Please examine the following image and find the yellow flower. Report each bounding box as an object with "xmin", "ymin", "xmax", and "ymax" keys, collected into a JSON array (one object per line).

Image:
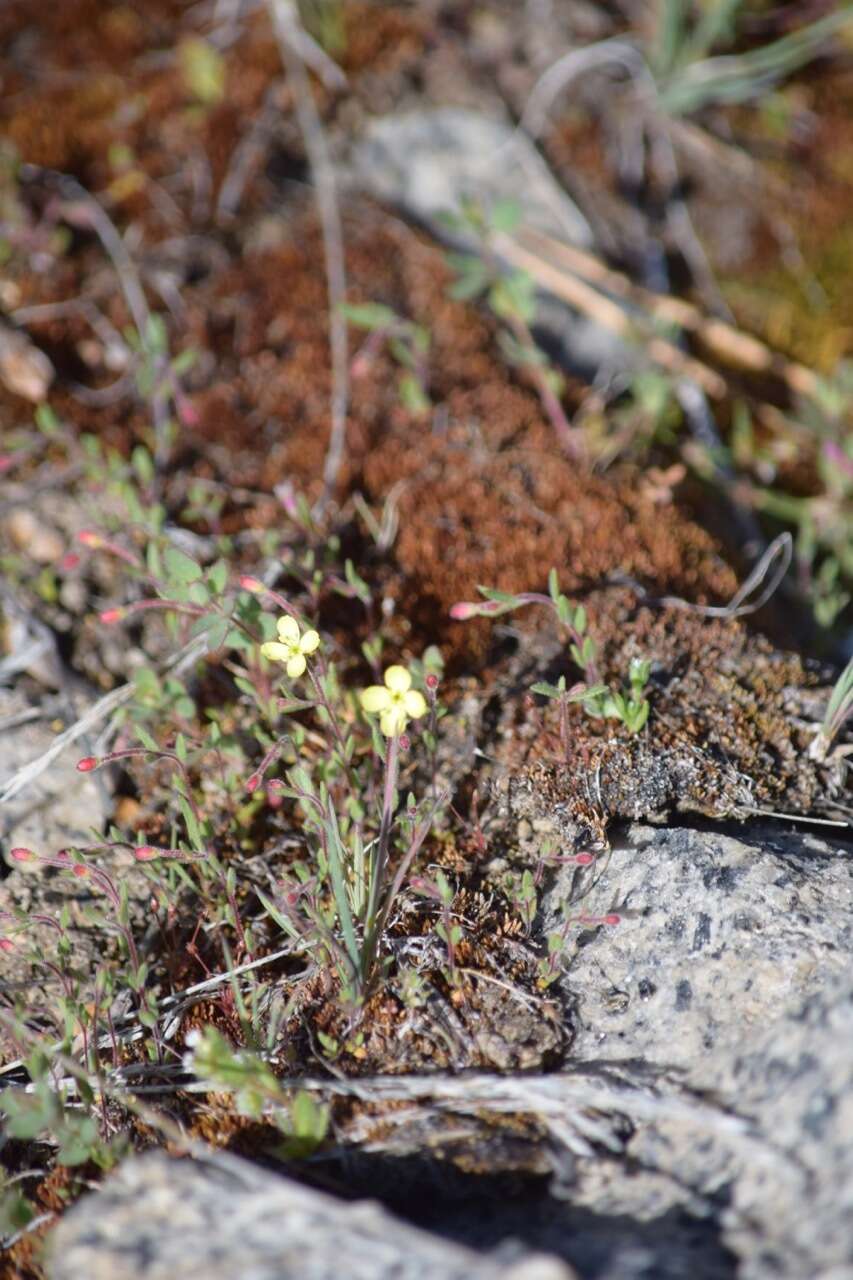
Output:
[
  {"xmin": 260, "ymin": 615, "xmax": 320, "ymax": 678},
  {"xmin": 360, "ymin": 665, "xmax": 427, "ymax": 738}
]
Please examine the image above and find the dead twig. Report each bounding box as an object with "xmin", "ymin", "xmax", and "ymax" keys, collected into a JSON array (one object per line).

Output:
[
  {"xmin": 493, "ymin": 230, "xmax": 728, "ymax": 398},
  {"xmin": 0, "ymin": 635, "xmax": 210, "ymax": 809}
]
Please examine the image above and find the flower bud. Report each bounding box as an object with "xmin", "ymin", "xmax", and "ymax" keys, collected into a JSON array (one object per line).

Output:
[
  {"xmin": 76, "ymin": 756, "xmax": 98, "ymax": 772},
  {"xmin": 9, "ymin": 847, "xmax": 35, "ymax": 862},
  {"xmin": 99, "ymin": 607, "xmax": 125, "ymax": 624},
  {"xmin": 134, "ymin": 846, "xmax": 162, "ymax": 862}
]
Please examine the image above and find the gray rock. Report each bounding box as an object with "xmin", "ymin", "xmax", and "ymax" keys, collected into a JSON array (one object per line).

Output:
[
  {"xmin": 45, "ymin": 1149, "xmax": 577, "ymax": 1280},
  {"xmin": 349, "ymin": 108, "xmax": 593, "ymax": 249},
  {"xmin": 347, "ymin": 109, "xmax": 640, "ymax": 390},
  {"xmin": 531, "ymin": 820, "xmax": 853, "ymax": 1278},
  {"xmin": 543, "ymin": 822, "xmax": 853, "ymax": 1069},
  {"xmin": 0, "ymin": 685, "xmax": 110, "ymax": 861}
]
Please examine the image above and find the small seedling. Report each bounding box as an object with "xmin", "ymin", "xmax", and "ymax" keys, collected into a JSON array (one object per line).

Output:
[
  {"xmin": 342, "ymin": 301, "xmax": 431, "ymax": 415},
  {"xmin": 809, "ymin": 656, "xmax": 853, "ymax": 763},
  {"xmin": 452, "ymin": 567, "xmax": 651, "ymax": 734},
  {"xmin": 441, "ymin": 199, "xmax": 582, "ymax": 456}
]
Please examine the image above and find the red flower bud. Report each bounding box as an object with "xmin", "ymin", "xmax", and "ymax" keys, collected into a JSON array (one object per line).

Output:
[
  {"xmin": 134, "ymin": 845, "xmax": 162, "ymax": 861},
  {"xmin": 78, "ymin": 530, "xmax": 103, "ymax": 548},
  {"xmin": 60, "ymin": 552, "xmax": 81, "ymax": 572},
  {"xmin": 425, "ymin": 674, "xmax": 439, "ymax": 690},
  {"xmin": 574, "ymin": 852, "xmax": 595, "ymax": 865},
  {"xmin": 99, "ymin": 607, "xmax": 125, "ymax": 624},
  {"xmin": 0, "ymin": 937, "xmax": 15, "ymax": 952},
  {"xmin": 239, "ymin": 576, "xmax": 264, "ymax": 593},
  {"xmin": 71, "ymin": 864, "xmax": 89, "ymax": 878},
  {"xmin": 603, "ymin": 913, "xmax": 621, "ymax": 926},
  {"xmin": 76, "ymin": 756, "xmax": 98, "ymax": 772},
  {"xmin": 177, "ymin": 401, "xmax": 200, "ymax": 428},
  {"xmin": 10, "ymin": 847, "xmax": 35, "ymax": 862}
]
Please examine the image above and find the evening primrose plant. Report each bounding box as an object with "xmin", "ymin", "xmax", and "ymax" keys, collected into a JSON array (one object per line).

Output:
[
  {"xmin": 256, "ymin": 637, "xmax": 440, "ymax": 1005},
  {"xmin": 60, "ymin": 466, "xmax": 446, "ymax": 1011}
]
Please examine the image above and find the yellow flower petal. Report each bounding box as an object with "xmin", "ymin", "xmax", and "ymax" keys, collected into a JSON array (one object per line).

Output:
[
  {"xmin": 260, "ymin": 641, "xmax": 290, "ymax": 662},
  {"xmin": 403, "ymin": 690, "xmax": 427, "ymax": 720},
  {"xmin": 360, "ymin": 685, "xmax": 391, "ymax": 713},
  {"xmin": 286, "ymin": 653, "xmax": 307, "ymax": 678},
  {"xmin": 299, "ymin": 629, "xmax": 320, "ymax": 655},
  {"xmin": 276, "ymin": 615, "xmax": 300, "ymax": 644},
  {"xmin": 384, "ymin": 665, "xmax": 412, "ymax": 694},
  {"xmin": 380, "ymin": 705, "xmax": 407, "ymax": 737}
]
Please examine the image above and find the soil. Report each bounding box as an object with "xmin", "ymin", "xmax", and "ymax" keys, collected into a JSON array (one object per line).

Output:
[{"xmin": 0, "ymin": 3, "xmax": 851, "ymax": 1278}]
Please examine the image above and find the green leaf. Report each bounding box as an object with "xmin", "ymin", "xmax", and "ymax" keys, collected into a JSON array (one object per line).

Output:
[
  {"xmin": 146, "ymin": 540, "xmax": 162, "ymax": 580},
  {"xmin": 178, "ymin": 795, "xmax": 205, "ymax": 852},
  {"xmin": 57, "ymin": 1116, "xmax": 100, "ymax": 1166},
  {"xmin": 446, "ymin": 255, "xmax": 489, "ymax": 301},
  {"xmin": 202, "ymin": 616, "xmax": 230, "ymax": 651},
  {"xmin": 171, "ymin": 347, "xmax": 197, "ymax": 376},
  {"xmin": 489, "ymin": 197, "xmax": 522, "ymax": 233},
  {"xmin": 164, "ymin": 546, "xmax": 203, "ymax": 584},
  {"xmin": 178, "ymin": 36, "xmax": 226, "ymax": 105},
  {"xmin": 489, "ymin": 272, "xmax": 536, "ymax": 324},
  {"xmin": 207, "ymin": 559, "xmax": 228, "ymax": 595},
  {"xmin": 131, "ymin": 445, "xmax": 155, "ymax": 486},
  {"xmin": 133, "ymin": 666, "xmax": 161, "ymax": 703},
  {"xmin": 133, "ymin": 722, "xmax": 159, "ymax": 751},
  {"xmin": 398, "ymin": 373, "xmax": 430, "ymax": 415},
  {"xmin": 530, "ymin": 681, "xmax": 564, "ymax": 700},
  {"xmin": 339, "ymin": 301, "xmax": 395, "ymax": 330}
]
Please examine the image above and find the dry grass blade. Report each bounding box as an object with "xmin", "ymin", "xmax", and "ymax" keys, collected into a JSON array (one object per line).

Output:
[
  {"xmin": 518, "ymin": 227, "xmax": 819, "ymax": 398},
  {"xmin": 493, "ymin": 231, "xmax": 727, "ymax": 397}
]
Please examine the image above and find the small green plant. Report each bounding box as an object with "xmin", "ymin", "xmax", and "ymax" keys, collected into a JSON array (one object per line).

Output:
[
  {"xmin": 809, "ymin": 656, "xmax": 853, "ymax": 764},
  {"xmin": 649, "ymin": 4, "xmax": 852, "ymax": 117},
  {"xmin": 441, "ymin": 198, "xmax": 582, "ymax": 457},
  {"xmin": 342, "ymin": 301, "xmax": 431, "ymax": 415},
  {"xmin": 410, "ymin": 869, "xmax": 464, "ymax": 987},
  {"xmin": 0, "ymin": 1069, "xmax": 125, "ymax": 1170},
  {"xmin": 451, "ymin": 568, "xmax": 651, "ymax": 736},
  {"xmin": 185, "ymin": 1026, "xmax": 330, "ymax": 1155}
]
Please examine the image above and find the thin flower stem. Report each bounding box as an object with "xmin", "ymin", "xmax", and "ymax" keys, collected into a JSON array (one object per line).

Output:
[{"xmin": 361, "ymin": 734, "xmax": 399, "ymax": 984}]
